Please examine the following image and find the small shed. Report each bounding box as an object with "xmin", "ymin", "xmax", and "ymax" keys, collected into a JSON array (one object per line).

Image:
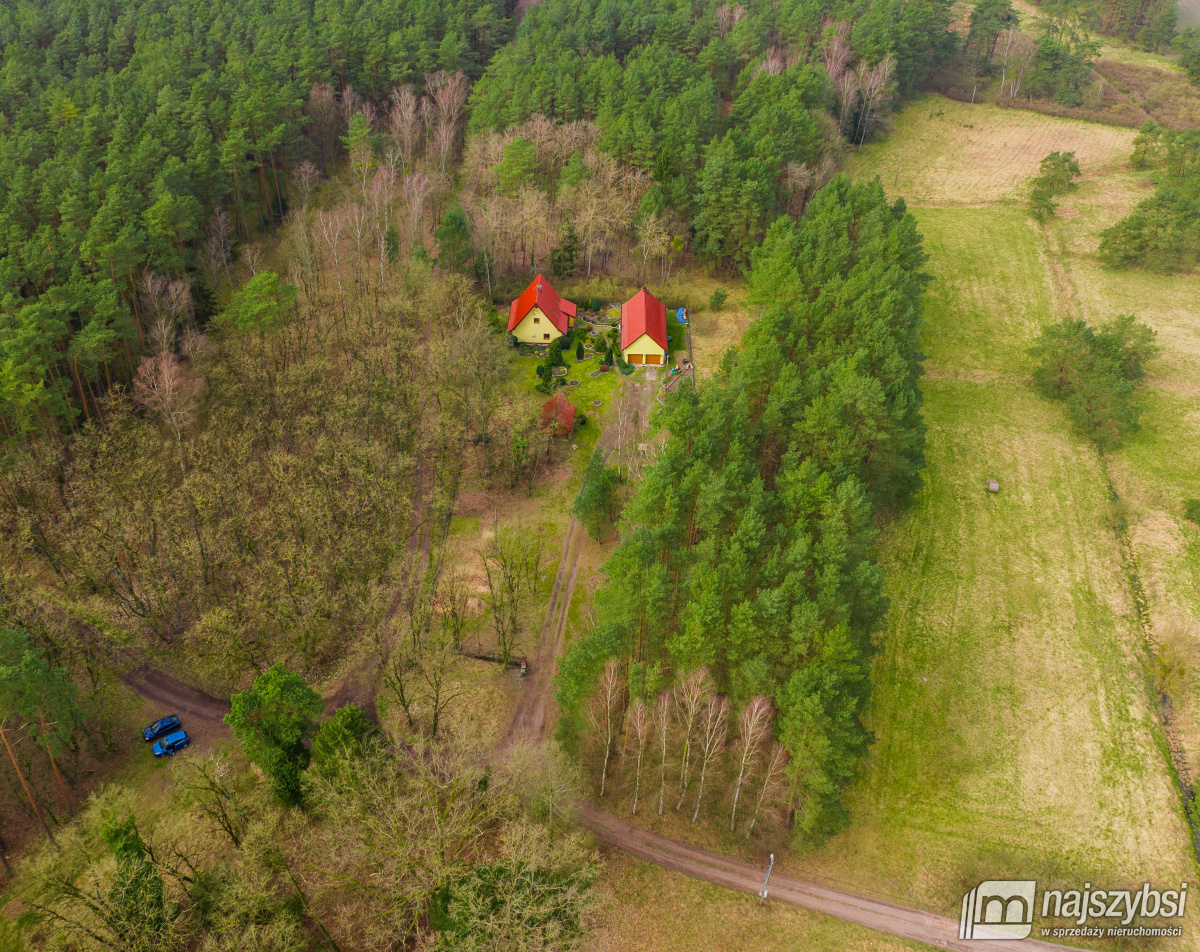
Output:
[
  {"xmin": 987, "ymin": 479, "xmax": 1000, "ymax": 493},
  {"xmin": 541, "ymin": 393, "xmax": 577, "ymax": 439}
]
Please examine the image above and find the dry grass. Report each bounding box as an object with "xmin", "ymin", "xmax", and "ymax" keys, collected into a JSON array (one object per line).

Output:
[
  {"xmin": 845, "ymin": 97, "xmax": 1136, "ymax": 206},
  {"xmin": 583, "ymin": 854, "xmax": 928, "ymax": 952},
  {"xmin": 1094, "ymin": 58, "xmax": 1200, "ymax": 129}
]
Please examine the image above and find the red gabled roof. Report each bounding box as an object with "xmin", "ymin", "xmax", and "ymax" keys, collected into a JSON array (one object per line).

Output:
[
  {"xmin": 508, "ymin": 274, "xmax": 577, "ymax": 334},
  {"xmin": 620, "ymin": 288, "xmax": 668, "ymax": 352},
  {"xmin": 540, "ymin": 393, "xmax": 577, "ymax": 438}
]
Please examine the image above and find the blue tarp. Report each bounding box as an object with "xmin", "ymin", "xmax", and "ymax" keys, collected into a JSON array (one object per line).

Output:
[{"xmin": 675, "ymin": 307, "xmax": 687, "ymax": 324}]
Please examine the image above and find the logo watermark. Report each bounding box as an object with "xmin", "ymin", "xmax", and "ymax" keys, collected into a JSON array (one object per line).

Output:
[{"xmin": 959, "ymin": 880, "xmax": 1188, "ymax": 941}]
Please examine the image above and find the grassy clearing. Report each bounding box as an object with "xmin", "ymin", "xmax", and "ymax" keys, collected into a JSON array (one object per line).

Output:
[
  {"xmin": 803, "ymin": 377, "xmax": 1192, "ymax": 905},
  {"xmin": 1035, "ymin": 145, "xmax": 1200, "ymax": 789},
  {"xmin": 847, "ymin": 96, "xmax": 1135, "ymax": 206},
  {"xmin": 816, "ymin": 94, "xmax": 1200, "ymax": 934},
  {"xmin": 584, "ymin": 855, "xmax": 929, "ymax": 952}
]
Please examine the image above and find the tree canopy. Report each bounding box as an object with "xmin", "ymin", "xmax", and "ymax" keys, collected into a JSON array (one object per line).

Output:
[{"xmin": 556, "ymin": 176, "xmax": 928, "ymax": 843}]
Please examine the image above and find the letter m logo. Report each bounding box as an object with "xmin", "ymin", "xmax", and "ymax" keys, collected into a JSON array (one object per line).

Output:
[{"xmin": 960, "ymin": 881, "xmax": 1037, "ymax": 940}]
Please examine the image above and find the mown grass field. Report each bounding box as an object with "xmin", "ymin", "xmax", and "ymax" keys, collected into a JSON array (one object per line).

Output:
[{"xmin": 774, "ymin": 95, "xmax": 1200, "ymax": 932}]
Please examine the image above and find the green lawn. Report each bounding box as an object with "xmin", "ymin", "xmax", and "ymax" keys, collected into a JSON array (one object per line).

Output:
[{"xmin": 783, "ymin": 97, "xmax": 1200, "ymax": 934}]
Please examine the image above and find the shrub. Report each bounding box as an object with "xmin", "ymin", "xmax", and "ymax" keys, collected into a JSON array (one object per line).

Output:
[
  {"xmin": 547, "ymin": 337, "xmax": 565, "ymax": 368},
  {"xmin": 1028, "ymin": 152, "xmax": 1080, "ymax": 222},
  {"xmin": 1185, "ymin": 498, "xmax": 1200, "ymax": 525},
  {"xmin": 574, "ymin": 448, "xmax": 622, "ymax": 540},
  {"xmin": 1029, "ymin": 314, "xmax": 1158, "ymax": 450},
  {"xmin": 575, "ymin": 341, "xmax": 585, "ymax": 361},
  {"xmin": 708, "ymin": 287, "xmax": 728, "ymax": 311},
  {"xmin": 506, "ymin": 333, "xmax": 518, "ymax": 348}
]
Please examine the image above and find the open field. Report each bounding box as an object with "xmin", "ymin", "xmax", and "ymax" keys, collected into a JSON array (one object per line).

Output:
[
  {"xmin": 849, "ymin": 97, "xmax": 1136, "ymax": 206},
  {"xmin": 584, "ymin": 855, "xmax": 929, "ymax": 952},
  {"xmin": 814, "ymin": 94, "xmax": 1200, "ymax": 933}
]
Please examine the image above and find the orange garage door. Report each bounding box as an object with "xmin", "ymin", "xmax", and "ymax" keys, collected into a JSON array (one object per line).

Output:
[
  {"xmin": 645, "ymin": 354, "xmax": 661, "ymax": 365},
  {"xmin": 629, "ymin": 353, "xmax": 643, "ymax": 364}
]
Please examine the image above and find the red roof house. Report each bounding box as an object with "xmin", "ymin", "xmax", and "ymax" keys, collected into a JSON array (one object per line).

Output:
[
  {"xmin": 620, "ymin": 289, "xmax": 668, "ymax": 365},
  {"xmin": 508, "ymin": 274, "xmax": 577, "ymax": 344},
  {"xmin": 540, "ymin": 393, "xmax": 577, "ymax": 438}
]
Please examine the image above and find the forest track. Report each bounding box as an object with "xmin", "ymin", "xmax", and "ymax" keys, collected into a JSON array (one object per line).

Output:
[
  {"xmin": 114, "ymin": 372, "xmax": 1089, "ymax": 952},
  {"xmin": 577, "ymin": 804, "xmax": 1087, "ymax": 952},
  {"xmin": 119, "ymin": 666, "xmax": 231, "ymax": 734}
]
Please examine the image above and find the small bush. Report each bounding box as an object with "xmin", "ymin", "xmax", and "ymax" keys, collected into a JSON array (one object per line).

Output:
[
  {"xmin": 1184, "ymin": 498, "xmax": 1200, "ymax": 525},
  {"xmin": 1029, "ymin": 314, "xmax": 1158, "ymax": 450},
  {"xmin": 708, "ymin": 287, "xmax": 728, "ymax": 311},
  {"xmin": 506, "ymin": 332, "xmax": 518, "ymax": 348},
  {"xmin": 575, "ymin": 341, "xmax": 585, "ymax": 361},
  {"xmin": 1028, "ymin": 152, "xmax": 1080, "ymax": 222}
]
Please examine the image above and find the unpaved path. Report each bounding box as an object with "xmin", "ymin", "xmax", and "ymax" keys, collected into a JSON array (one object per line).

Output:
[
  {"xmin": 500, "ymin": 368, "xmax": 1094, "ymax": 952},
  {"xmin": 114, "ymin": 372, "xmax": 1090, "ymax": 952},
  {"xmin": 578, "ymin": 804, "xmax": 1087, "ymax": 952}
]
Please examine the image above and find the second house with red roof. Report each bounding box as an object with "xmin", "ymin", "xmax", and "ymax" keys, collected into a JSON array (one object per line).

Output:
[
  {"xmin": 620, "ymin": 288, "xmax": 668, "ymax": 366},
  {"xmin": 507, "ymin": 273, "xmax": 577, "ymax": 345}
]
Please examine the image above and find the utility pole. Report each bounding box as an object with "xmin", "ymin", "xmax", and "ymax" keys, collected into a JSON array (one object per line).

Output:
[
  {"xmin": 759, "ymin": 853, "xmax": 776, "ymax": 904},
  {"xmin": 971, "ymin": 85, "xmax": 977, "ymax": 106}
]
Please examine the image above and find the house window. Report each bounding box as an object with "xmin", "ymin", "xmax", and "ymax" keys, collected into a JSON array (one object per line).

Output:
[
  {"xmin": 543, "ymin": 333, "xmax": 550, "ymax": 340},
  {"xmin": 533, "ymin": 317, "xmax": 540, "ymax": 324}
]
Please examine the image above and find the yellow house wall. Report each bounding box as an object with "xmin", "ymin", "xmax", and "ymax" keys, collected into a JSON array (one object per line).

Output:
[
  {"xmin": 621, "ymin": 332, "xmax": 666, "ymax": 364},
  {"xmin": 512, "ymin": 307, "xmax": 564, "ymax": 344}
]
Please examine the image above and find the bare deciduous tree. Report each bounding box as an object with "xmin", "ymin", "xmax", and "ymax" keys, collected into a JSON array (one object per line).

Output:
[
  {"xmin": 480, "ymin": 523, "xmax": 543, "ymax": 665},
  {"xmin": 293, "ymin": 160, "xmax": 321, "ymax": 208},
  {"xmin": 590, "ymin": 659, "xmax": 623, "ymax": 797},
  {"xmin": 203, "ymin": 208, "xmax": 234, "ymax": 288},
  {"xmin": 746, "ymin": 741, "xmax": 787, "ymax": 837},
  {"xmin": 690, "ymin": 695, "xmax": 728, "ymax": 822},
  {"xmin": 653, "ymin": 690, "xmax": 672, "ymax": 816},
  {"xmin": 388, "ymin": 86, "xmax": 423, "ymax": 172},
  {"xmin": 673, "ymin": 668, "xmax": 710, "ymax": 811},
  {"xmin": 132, "ymin": 351, "xmax": 204, "ymax": 473},
  {"xmin": 625, "ymin": 698, "xmax": 650, "ymax": 814},
  {"xmin": 403, "ymin": 171, "xmax": 433, "ymax": 251},
  {"xmin": 855, "ymin": 54, "xmax": 895, "ymax": 147},
  {"xmin": 729, "ymin": 696, "xmax": 772, "ymax": 831},
  {"xmin": 317, "ymin": 207, "xmax": 348, "ymax": 294}
]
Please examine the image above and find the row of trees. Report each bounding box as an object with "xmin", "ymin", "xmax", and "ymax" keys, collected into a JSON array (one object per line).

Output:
[
  {"xmin": 556, "ymin": 177, "xmax": 929, "ymax": 845},
  {"xmin": 588, "ymin": 663, "xmax": 789, "ymax": 833}
]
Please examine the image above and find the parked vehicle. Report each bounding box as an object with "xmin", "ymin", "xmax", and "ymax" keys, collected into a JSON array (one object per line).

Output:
[
  {"xmin": 152, "ymin": 730, "xmax": 190, "ymax": 757},
  {"xmin": 143, "ymin": 714, "xmax": 181, "ymax": 741}
]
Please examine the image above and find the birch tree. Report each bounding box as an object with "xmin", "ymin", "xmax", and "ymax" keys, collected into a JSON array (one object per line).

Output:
[
  {"xmin": 673, "ymin": 669, "xmax": 709, "ymax": 811},
  {"xmin": 729, "ymin": 697, "xmax": 772, "ymax": 831},
  {"xmin": 690, "ymin": 695, "xmax": 728, "ymax": 822},
  {"xmin": 625, "ymin": 698, "xmax": 650, "ymax": 814},
  {"xmin": 653, "ymin": 690, "xmax": 672, "ymax": 816},
  {"xmin": 745, "ymin": 742, "xmax": 787, "ymax": 837},
  {"xmin": 589, "ymin": 659, "xmax": 623, "ymax": 797}
]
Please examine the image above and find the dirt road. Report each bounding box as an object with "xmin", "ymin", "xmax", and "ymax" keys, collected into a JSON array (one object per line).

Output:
[
  {"xmin": 116, "ymin": 371, "xmax": 1089, "ymax": 952},
  {"xmin": 577, "ymin": 805, "xmax": 1087, "ymax": 952}
]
